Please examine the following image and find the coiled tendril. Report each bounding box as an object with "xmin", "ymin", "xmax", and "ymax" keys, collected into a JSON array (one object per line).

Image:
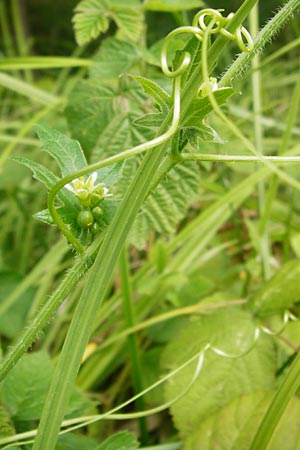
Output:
[{"xmin": 160, "ymin": 8, "xmax": 253, "ymax": 79}]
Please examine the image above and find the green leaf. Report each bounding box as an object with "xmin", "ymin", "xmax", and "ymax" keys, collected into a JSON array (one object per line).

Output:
[
  {"xmin": 1, "ymin": 351, "xmax": 92, "ymax": 421},
  {"xmin": 1, "ymin": 351, "xmax": 54, "ymax": 420},
  {"xmin": 183, "ymin": 392, "xmax": 300, "ymax": 450},
  {"xmin": 131, "ymin": 75, "xmax": 171, "ymax": 111},
  {"xmin": 110, "ymin": 3, "xmax": 143, "ymax": 42},
  {"xmin": 90, "ymin": 38, "xmax": 140, "ymax": 79},
  {"xmin": 56, "ymin": 433, "xmax": 98, "ymax": 450},
  {"xmin": 33, "ymin": 209, "xmax": 55, "ymax": 225},
  {"xmin": 162, "ymin": 308, "xmax": 276, "ymax": 438},
  {"xmin": 95, "ymin": 431, "xmax": 139, "ymax": 450},
  {"xmin": 130, "ymin": 161, "xmax": 201, "ymax": 248},
  {"xmin": 0, "ymin": 272, "xmax": 35, "ymax": 339},
  {"xmin": 12, "ymin": 155, "xmax": 59, "ymax": 191},
  {"xmin": 12, "ymin": 156, "xmax": 79, "ymax": 217},
  {"xmin": 134, "ymin": 112, "xmax": 165, "ymax": 129},
  {"xmin": 73, "ymin": 0, "xmax": 110, "ymax": 46},
  {"xmin": 65, "ymin": 80, "xmax": 116, "ymax": 156},
  {"xmin": 183, "ymin": 88, "xmax": 235, "ymax": 127},
  {"xmin": 143, "ymin": 0, "xmax": 203, "ymax": 11},
  {"xmin": 250, "ymin": 259, "xmax": 300, "ymax": 317},
  {"xmin": 73, "ymin": 0, "xmax": 143, "ymax": 46},
  {"xmin": 35, "ymin": 125, "xmax": 87, "ymax": 176},
  {"xmin": 183, "ymin": 123, "xmax": 224, "ymax": 149}
]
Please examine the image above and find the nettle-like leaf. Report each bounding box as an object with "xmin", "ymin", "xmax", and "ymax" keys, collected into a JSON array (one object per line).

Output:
[
  {"xmin": 73, "ymin": 0, "xmax": 143, "ymax": 46},
  {"xmin": 131, "ymin": 161, "xmax": 200, "ymax": 248},
  {"xmin": 65, "ymin": 80, "xmax": 117, "ymax": 156},
  {"xmin": 162, "ymin": 308, "xmax": 276, "ymax": 438},
  {"xmin": 90, "ymin": 38, "xmax": 141, "ymax": 79}
]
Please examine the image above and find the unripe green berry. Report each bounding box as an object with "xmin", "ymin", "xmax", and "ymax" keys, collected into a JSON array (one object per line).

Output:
[
  {"xmin": 92, "ymin": 206, "xmax": 103, "ymax": 220},
  {"xmin": 90, "ymin": 222, "xmax": 100, "ymax": 235},
  {"xmin": 77, "ymin": 210, "xmax": 94, "ymax": 228}
]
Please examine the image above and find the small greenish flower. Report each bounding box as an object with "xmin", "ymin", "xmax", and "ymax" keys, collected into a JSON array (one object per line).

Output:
[
  {"xmin": 198, "ymin": 77, "xmax": 218, "ymax": 97},
  {"xmin": 66, "ymin": 172, "xmax": 112, "ymax": 207}
]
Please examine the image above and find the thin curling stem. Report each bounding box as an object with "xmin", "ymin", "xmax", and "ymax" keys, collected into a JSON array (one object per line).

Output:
[{"xmin": 48, "ymin": 75, "xmax": 182, "ymax": 253}]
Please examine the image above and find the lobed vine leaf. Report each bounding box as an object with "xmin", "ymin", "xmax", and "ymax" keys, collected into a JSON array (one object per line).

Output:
[{"xmin": 35, "ymin": 125, "xmax": 87, "ymax": 176}]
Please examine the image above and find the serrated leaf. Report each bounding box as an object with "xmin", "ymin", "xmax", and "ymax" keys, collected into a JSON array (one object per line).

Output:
[
  {"xmin": 132, "ymin": 75, "xmax": 171, "ymax": 111},
  {"xmin": 183, "ymin": 123, "xmax": 225, "ymax": 149},
  {"xmin": 90, "ymin": 38, "xmax": 140, "ymax": 79},
  {"xmin": 250, "ymin": 259, "xmax": 300, "ymax": 317},
  {"xmin": 35, "ymin": 125, "xmax": 87, "ymax": 176},
  {"xmin": 33, "ymin": 209, "xmax": 55, "ymax": 225},
  {"xmin": 96, "ymin": 161, "xmax": 123, "ymax": 187},
  {"xmin": 130, "ymin": 161, "xmax": 200, "ymax": 248},
  {"xmin": 95, "ymin": 431, "xmax": 139, "ymax": 450},
  {"xmin": 12, "ymin": 155, "xmax": 59, "ymax": 191},
  {"xmin": 90, "ymin": 113, "xmax": 153, "ymax": 164},
  {"xmin": 183, "ymin": 88, "xmax": 235, "ymax": 127},
  {"xmin": 134, "ymin": 112, "xmax": 164, "ymax": 129},
  {"xmin": 143, "ymin": 0, "xmax": 203, "ymax": 11},
  {"xmin": 162, "ymin": 308, "xmax": 275, "ymax": 438},
  {"xmin": 11, "ymin": 156, "xmax": 76, "ymax": 208},
  {"xmin": 73, "ymin": 0, "xmax": 143, "ymax": 46},
  {"xmin": 65, "ymin": 80, "xmax": 116, "ymax": 156},
  {"xmin": 184, "ymin": 392, "xmax": 300, "ymax": 450},
  {"xmin": 73, "ymin": 0, "xmax": 110, "ymax": 46},
  {"xmin": 110, "ymin": 4, "xmax": 143, "ymax": 42}
]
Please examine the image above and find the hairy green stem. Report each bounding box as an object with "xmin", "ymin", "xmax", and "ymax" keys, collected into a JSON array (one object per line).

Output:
[{"xmin": 221, "ymin": 0, "xmax": 300, "ymax": 85}]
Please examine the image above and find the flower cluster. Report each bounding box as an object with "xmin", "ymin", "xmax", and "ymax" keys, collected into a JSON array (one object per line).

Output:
[{"xmin": 66, "ymin": 172, "xmax": 112, "ymax": 208}]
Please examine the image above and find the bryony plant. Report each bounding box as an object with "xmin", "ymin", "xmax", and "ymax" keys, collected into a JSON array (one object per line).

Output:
[{"xmin": 1, "ymin": 1, "xmax": 300, "ymax": 449}]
